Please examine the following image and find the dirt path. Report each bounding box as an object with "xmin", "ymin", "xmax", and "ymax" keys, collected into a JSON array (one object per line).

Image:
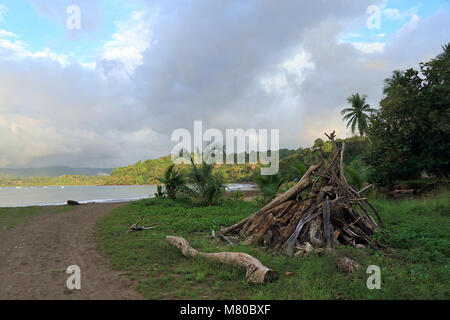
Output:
[{"xmin": 0, "ymin": 203, "xmax": 144, "ymax": 300}]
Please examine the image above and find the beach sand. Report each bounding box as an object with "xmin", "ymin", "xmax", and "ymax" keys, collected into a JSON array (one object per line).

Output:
[{"xmin": 0, "ymin": 202, "xmax": 144, "ymax": 300}]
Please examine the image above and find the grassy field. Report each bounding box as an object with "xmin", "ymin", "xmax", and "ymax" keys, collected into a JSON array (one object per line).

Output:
[
  {"xmin": 95, "ymin": 189, "xmax": 450, "ymax": 300},
  {"xmin": 0, "ymin": 205, "xmax": 74, "ymax": 232}
]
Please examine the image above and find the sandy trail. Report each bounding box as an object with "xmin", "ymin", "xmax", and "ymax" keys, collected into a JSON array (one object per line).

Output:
[{"xmin": 0, "ymin": 203, "xmax": 143, "ymax": 300}]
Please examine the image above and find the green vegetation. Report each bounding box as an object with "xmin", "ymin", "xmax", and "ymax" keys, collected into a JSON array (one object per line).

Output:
[
  {"xmin": 253, "ymin": 171, "xmax": 284, "ymax": 205},
  {"xmin": 96, "ymin": 189, "xmax": 449, "ymax": 300},
  {"xmin": 0, "ymin": 175, "xmax": 107, "ymax": 187},
  {"xmin": 367, "ymin": 44, "xmax": 450, "ymax": 184},
  {"xmin": 106, "ymin": 156, "xmax": 176, "ymax": 185},
  {"xmin": 181, "ymin": 157, "xmax": 227, "ymax": 206},
  {"xmin": 0, "ymin": 206, "xmax": 74, "ymax": 231},
  {"xmin": 106, "ymin": 155, "xmax": 262, "ymax": 186},
  {"xmin": 157, "ymin": 164, "xmax": 186, "ymax": 199}
]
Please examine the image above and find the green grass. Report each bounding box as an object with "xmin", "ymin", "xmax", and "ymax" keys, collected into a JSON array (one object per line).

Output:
[
  {"xmin": 95, "ymin": 190, "xmax": 450, "ymax": 300},
  {"xmin": 0, "ymin": 205, "xmax": 75, "ymax": 232}
]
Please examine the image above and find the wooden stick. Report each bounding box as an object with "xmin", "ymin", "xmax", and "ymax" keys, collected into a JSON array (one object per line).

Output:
[{"xmin": 359, "ymin": 184, "xmax": 374, "ymax": 194}]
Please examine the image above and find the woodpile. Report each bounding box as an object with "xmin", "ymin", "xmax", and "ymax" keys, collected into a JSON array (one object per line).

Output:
[{"xmin": 221, "ymin": 131, "xmax": 383, "ymax": 256}]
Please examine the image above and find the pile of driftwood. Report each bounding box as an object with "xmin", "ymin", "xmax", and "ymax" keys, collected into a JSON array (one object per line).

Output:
[
  {"xmin": 167, "ymin": 131, "xmax": 382, "ymax": 283},
  {"xmin": 221, "ymin": 131, "xmax": 383, "ymax": 256}
]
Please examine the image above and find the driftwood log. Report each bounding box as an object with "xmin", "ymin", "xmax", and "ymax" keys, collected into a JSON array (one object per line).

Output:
[
  {"xmin": 128, "ymin": 219, "xmax": 157, "ymax": 232},
  {"xmin": 221, "ymin": 131, "xmax": 382, "ymax": 256},
  {"xmin": 166, "ymin": 236, "xmax": 278, "ymax": 283}
]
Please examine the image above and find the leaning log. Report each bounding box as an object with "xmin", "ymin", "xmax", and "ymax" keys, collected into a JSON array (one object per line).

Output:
[
  {"xmin": 166, "ymin": 236, "xmax": 278, "ymax": 283},
  {"xmin": 220, "ymin": 162, "xmax": 322, "ymax": 237}
]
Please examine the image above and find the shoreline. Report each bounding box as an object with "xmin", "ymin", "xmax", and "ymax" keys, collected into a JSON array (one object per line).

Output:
[
  {"xmin": 0, "ymin": 182, "xmax": 256, "ymax": 188},
  {"xmin": 0, "ymin": 185, "xmax": 259, "ymax": 208}
]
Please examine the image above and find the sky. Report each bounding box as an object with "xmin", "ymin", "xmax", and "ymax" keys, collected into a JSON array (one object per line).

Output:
[{"xmin": 0, "ymin": 0, "xmax": 449, "ymax": 168}]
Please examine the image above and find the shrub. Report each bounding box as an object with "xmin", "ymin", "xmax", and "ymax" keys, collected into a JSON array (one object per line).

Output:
[
  {"xmin": 157, "ymin": 164, "xmax": 186, "ymax": 199},
  {"xmin": 184, "ymin": 156, "xmax": 227, "ymax": 206}
]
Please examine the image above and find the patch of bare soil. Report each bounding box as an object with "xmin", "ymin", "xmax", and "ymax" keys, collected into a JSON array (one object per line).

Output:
[{"xmin": 0, "ymin": 203, "xmax": 144, "ymax": 300}]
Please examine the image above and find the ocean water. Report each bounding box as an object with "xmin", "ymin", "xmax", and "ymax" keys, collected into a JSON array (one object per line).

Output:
[{"xmin": 0, "ymin": 184, "xmax": 256, "ymax": 207}]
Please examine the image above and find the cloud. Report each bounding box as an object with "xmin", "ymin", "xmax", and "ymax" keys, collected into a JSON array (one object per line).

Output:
[
  {"xmin": 0, "ymin": 0, "xmax": 449, "ymax": 168},
  {"xmin": 0, "ymin": 31, "xmax": 69, "ymax": 66},
  {"xmin": 101, "ymin": 11, "xmax": 156, "ymax": 75},
  {"xmin": 383, "ymin": 4, "xmax": 422, "ymax": 21},
  {"xmin": 0, "ymin": 29, "xmax": 16, "ymax": 38},
  {"xmin": 351, "ymin": 42, "xmax": 386, "ymax": 54}
]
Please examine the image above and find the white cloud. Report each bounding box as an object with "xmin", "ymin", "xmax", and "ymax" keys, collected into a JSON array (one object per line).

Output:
[
  {"xmin": 0, "ymin": 29, "xmax": 16, "ymax": 38},
  {"xmin": 261, "ymin": 49, "xmax": 315, "ymax": 95},
  {"xmin": 282, "ymin": 51, "xmax": 315, "ymax": 81},
  {"xmin": 101, "ymin": 11, "xmax": 156, "ymax": 75},
  {"xmin": 383, "ymin": 4, "xmax": 422, "ymax": 21},
  {"xmin": 0, "ymin": 27, "xmax": 70, "ymax": 67},
  {"xmin": 27, "ymin": 48, "xmax": 69, "ymax": 66},
  {"xmin": 351, "ymin": 42, "xmax": 386, "ymax": 54}
]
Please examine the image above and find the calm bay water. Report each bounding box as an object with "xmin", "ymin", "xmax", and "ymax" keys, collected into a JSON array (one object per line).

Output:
[{"xmin": 0, "ymin": 184, "xmax": 256, "ymax": 207}]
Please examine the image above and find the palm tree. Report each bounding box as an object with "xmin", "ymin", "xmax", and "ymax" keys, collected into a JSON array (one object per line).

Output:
[
  {"xmin": 187, "ymin": 155, "xmax": 227, "ymax": 206},
  {"xmin": 157, "ymin": 164, "xmax": 185, "ymax": 199},
  {"xmin": 341, "ymin": 93, "xmax": 377, "ymax": 136},
  {"xmin": 383, "ymin": 70, "xmax": 405, "ymax": 95}
]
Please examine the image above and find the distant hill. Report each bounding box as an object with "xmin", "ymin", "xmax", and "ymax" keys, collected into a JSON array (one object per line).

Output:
[
  {"xmin": 0, "ymin": 136, "xmax": 369, "ymax": 186},
  {"xmin": 0, "ymin": 167, "xmax": 114, "ymax": 178}
]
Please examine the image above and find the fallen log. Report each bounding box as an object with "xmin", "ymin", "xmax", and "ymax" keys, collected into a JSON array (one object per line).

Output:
[
  {"xmin": 128, "ymin": 219, "xmax": 157, "ymax": 232},
  {"xmin": 166, "ymin": 236, "xmax": 278, "ymax": 284}
]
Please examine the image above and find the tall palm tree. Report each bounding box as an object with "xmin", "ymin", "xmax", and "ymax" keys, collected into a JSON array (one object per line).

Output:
[
  {"xmin": 341, "ymin": 93, "xmax": 377, "ymax": 136},
  {"xmin": 383, "ymin": 70, "xmax": 405, "ymax": 95}
]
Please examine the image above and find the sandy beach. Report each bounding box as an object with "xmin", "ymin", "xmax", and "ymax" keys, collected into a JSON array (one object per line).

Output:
[{"xmin": 0, "ymin": 202, "xmax": 143, "ymax": 300}]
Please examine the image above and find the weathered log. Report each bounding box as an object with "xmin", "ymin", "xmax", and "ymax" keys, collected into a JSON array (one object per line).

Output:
[
  {"xmin": 281, "ymin": 209, "xmax": 321, "ymax": 256},
  {"xmin": 166, "ymin": 236, "xmax": 278, "ymax": 283}
]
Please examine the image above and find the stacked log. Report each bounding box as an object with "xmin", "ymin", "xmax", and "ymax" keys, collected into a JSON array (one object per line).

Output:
[{"xmin": 221, "ymin": 131, "xmax": 382, "ymax": 256}]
